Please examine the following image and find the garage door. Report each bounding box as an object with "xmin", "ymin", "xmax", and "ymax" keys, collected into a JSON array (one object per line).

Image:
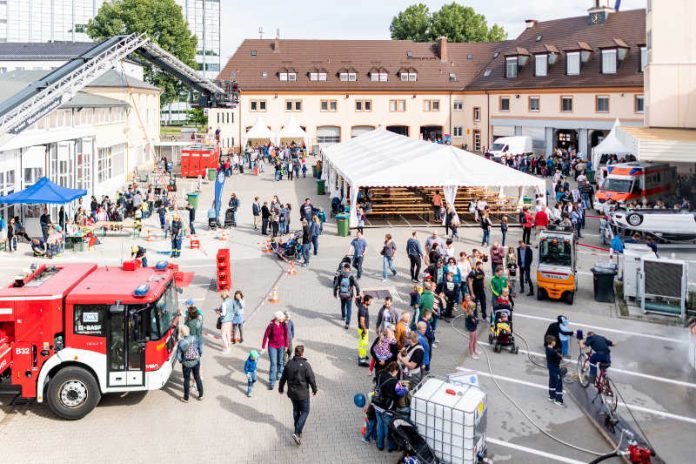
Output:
[
  {"xmin": 521, "ymin": 127, "xmax": 546, "ymax": 152},
  {"xmin": 492, "ymin": 125, "xmax": 515, "ymax": 138},
  {"xmin": 316, "ymin": 126, "xmax": 341, "ymax": 144},
  {"xmin": 351, "ymin": 126, "xmax": 375, "ymax": 138}
]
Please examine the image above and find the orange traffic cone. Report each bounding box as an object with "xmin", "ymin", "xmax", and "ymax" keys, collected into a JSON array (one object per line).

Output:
[
  {"xmin": 268, "ymin": 287, "xmax": 279, "ymax": 304},
  {"xmin": 287, "ymin": 261, "xmax": 297, "ymax": 276},
  {"xmin": 254, "ymin": 166, "xmax": 260, "ymax": 176},
  {"xmin": 190, "ymin": 237, "xmax": 200, "ymax": 249}
]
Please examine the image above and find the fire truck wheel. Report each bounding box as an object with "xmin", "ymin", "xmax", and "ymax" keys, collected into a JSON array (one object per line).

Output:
[{"xmin": 47, "ymin": 366, "xmax": 101, "ymax": 420}]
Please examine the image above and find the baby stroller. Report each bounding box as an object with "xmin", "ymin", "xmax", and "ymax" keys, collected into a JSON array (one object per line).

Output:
[
  {"xmin": 388, "ymin": 415, "xmax": 440, "ymax": 464},
  {"xmin": 488, "ymin": 307, "xmax": 519, "ymax": 354},
  {"xmin": 207, "ymin": 208, "xmax": 218, "ymax": 230},
  {"xmin": 223, "ymin": 207, "xmax": 236, "ymax": 228},
  {"xmin": 272, "ymin": 231, "xmax": 302, "ymax": 260}
]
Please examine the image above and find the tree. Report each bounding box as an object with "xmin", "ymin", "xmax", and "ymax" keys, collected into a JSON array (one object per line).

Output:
[
  {"xmin": 87, "ymin": 0, "xmax": 197, "ymax": 105},
  {"xmin": 390, "ymin": 3, "xmax": 431, "ymax": 42},
  {"xmin": 187, "ymin": 108, "xmax": 207, "ymax": 128},
  {"xmin": 390, "ymin": 2, "xmax": 506, "ymax": 43}
]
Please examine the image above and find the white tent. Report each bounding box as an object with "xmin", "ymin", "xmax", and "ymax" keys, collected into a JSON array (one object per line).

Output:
[
  {"xmin": 243, "ymin": 117, "xmax": 275, "ymax": 146},
  {"xmin": 278, "ymin": 115, "xmax": 310, "ymax": 148},
  {"xmin": 592, "ymin": 119, "xmax": 634, "ymax": 157},
  {"xmin": 322, "ymin": 128, "xmax": 546, "ymax": 226}
]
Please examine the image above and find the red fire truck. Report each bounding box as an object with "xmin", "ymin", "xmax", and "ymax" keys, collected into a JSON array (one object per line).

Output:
[{"xmin": 0, "ymin": 262, "xmax": 181, "ymax": 419}]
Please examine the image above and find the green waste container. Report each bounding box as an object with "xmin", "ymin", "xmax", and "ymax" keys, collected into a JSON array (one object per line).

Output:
[
  {"xmin": 586, "ymin": 170, "xmax": 596, "ymax": 183},
  {"xmin": 186, "ymin": 192, "xmax": 199, "ymax": 209},
  {"xmin": 316, "ymin": 179, "xmax": 326, "ymax": 195},
  {"xmin": 207, "ymin": 168, "xmax": 217, "ymax": 181},
  {"xmin": 312, "ymin": 165, "xmax": 318, "ymax": 178},
  {"xmin": 523, "ymin": 195, "xmax": 532, "ymax": 205},
  {"xmin": 336, "ymin": 213, "xmax": 350, "ymax": 237}
]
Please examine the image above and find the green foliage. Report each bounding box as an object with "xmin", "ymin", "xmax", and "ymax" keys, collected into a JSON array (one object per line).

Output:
[
  {"xmin": 390, "ymin": 2, "xmax": 506, "ymax": 43},
  {"xmin": 87, "ymin": 0, "xmax": 198, "ymax": 105},
  {"xmin": 187, "ymin": 107, "xmax": 207, "ymax": 127},
  {"xmin": 390, "ymin": 3, "xmax": 431, "ymax": 42}
]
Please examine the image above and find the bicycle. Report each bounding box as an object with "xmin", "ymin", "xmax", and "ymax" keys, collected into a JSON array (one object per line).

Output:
[{"xmin": 577, "ymin": 347, "xmax": 618, "ymax": 413}]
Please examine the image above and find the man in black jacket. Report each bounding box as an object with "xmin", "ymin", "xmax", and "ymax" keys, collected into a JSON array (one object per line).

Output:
[
  {"xmin": 261, "ymin": 202, "xmax": 271, "ymax": 236},
  {"xmin": 517, "ymin": 240, "xmax": 534, "ymax": 296},
  {"xmin": 279, "ymin": 345, "xmax": 317, "ymax": 446}
]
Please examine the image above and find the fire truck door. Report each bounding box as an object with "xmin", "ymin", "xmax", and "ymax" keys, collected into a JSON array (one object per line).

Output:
[
  {"xmin": 107, "ymin": 307, "xmax": 146, "ymax": 387},
  {"xmin": 126, "ymin": 308, "xmax": 146, "ymax": 386}
]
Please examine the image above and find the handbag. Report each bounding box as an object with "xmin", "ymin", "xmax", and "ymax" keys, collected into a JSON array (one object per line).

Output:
[{"xmin": 216, "ymin": 315, "xmax": 223, "ymax": 330}]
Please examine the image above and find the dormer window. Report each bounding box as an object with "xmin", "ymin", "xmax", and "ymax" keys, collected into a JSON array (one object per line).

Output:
[
  {"xmin": 534, "ymin": 54, "xmax": 548, "ymax": 77},
  {"xmin": 505, "ymin": 57, "xmax": 518, "ymax": 78},
  {"xmin": 279, "ymin": 69, "xmax": 297, "ymax": 81},
  {"xmin": 309, "ymin": 71, "xmax": 327, "ymax": 81},
  {"xmin": 400, "ymin": 71, "xmax": 417, "ymax": 81},
  {"xmin": 640, "ymin": 46, "xmax": 648, "ymax": 71},
  {"xmin": 601, "ymin": 49, "xmax": 617, "ymax": 74},
  {"xmin": 339, "ymin": 69, "xmax": 357, "ymax": 82},
  {"xmin": 566, "ymin": 52, "xmax": 581, "ymax": 75},
  {"xmin": 370, "ymin": 69, "xmax": 388, "ymax": 82}
]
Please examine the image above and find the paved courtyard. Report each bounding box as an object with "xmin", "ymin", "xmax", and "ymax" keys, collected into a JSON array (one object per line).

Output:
[{"xmin": 1, "ymin": 167, "xmax": 694, "ymax": 464}]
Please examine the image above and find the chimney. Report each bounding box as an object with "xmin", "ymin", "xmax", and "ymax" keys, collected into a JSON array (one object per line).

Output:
[
  {"xmin": 525, "ymin": 19, "xmax": 538, "ymax": 29},
  {"xmin": 273, "ymin": 29, "xmax": 280, "ymax": 53},
  {"xmin": 438, "ymin": 36, "xmax": 448, "ymax": 63}
]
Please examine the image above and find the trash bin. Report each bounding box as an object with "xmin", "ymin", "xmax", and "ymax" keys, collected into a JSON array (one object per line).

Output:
[
  {"xmin": 312, "ymin": 165, "xmax": 318, "ymax": 178},
  {"xmin": 336, "ymin": 213, "xmax": 350, "ymax": 237},
  {"xmin": 207, "ymin": 168, "xmax": 217, "ymax": 181},
  {"xmin": 186, "ymin": 192, "xmax": 199, "ymax": 209},
  {"xmin": 523, "ymin": 195, "xmax": 532, "ymax": 205},
  {"xmin": 591, "ymin": 262, "xmax": 618, "ymax": 303},
  {"xmin": 586, "ymin": 170, "xmax": 596, "ymax": 183},
  {"xmin": 316, "ymin": 179, "xmax": 326, "ymax": 195}
]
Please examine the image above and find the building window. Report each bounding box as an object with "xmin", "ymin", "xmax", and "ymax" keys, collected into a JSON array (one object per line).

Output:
[
  {"xmin": 370, "ymin": 72, "xmax": 388, "ymax": 82},
  {"xmin": 389, "ymin": 100, "xmax": 406, "ymax": 112},
  {"xmin": 453, "ymin": 101, "xmax": 463, "ymax": 111},
  {"xmin": 473, "ymin": 107, "xmax": 481, "ymax": 122},
  {"xmin": 453, "ymin": 127, "xmax": 463, "ymax": 137},
  {"xmin": 505, "ymin": 57, "xmax": 518, "ymax": 78},
  {"xmin": 355, "ymin": 100, "xmax": 372, "ymax": 112},
  {"xmin": 279, "ymin": 71, "xmax": 297, "ymax": 81},
  {"xmin": 473, "ymin": 129, "xmax": 481, "ymax": 152},
  {"xmin": 499, "ymin": 97, "xmax": 510, "ymax": 112},
  {"xmin": 400, "ymin": 72, "xmax": 417, "ymax": 81},
  {"xmin": 561, "ymin": 96, "xmax": 573, "ymax": 112},
  {"xmin": 640, "ymin": 46, "xmax": 648, "ymax": 71},
  {"xmin": 529, "ymin": 96, "xmax": 540, "ymax": 112},
  {"xmin": 535, "ymin": 54, "xmax": 547, "ymax": 76},
  {"xmin": 309, "ymin": 72, "xmax": 327, "ymax": 81},
  {"xmin": 635, "ymin": 95, "xmax": 644, "ymax": 113},
  {"xmin": 423, "ymin": 100, "xmax": 440, "ymax": 112},
  {"xmin": 595, "ymin": 95, "xmax": 610, "ymax": 113},
  {"xmin": 601, "ymin": 49, "xmax": 617, "ymax": 74},
  {"xmin": 339, "ymin": 72, "xmax": 357, "ymax": 82},
  {"xmin": 320, "ymin": 100, "xmax": 337, "ymax": 112},
  {"xmin": 250, "ymin": 100, "xmax": 266, "ymax": 112},
  {"xmin": 285, "ymin": 100, "xmax": 302, "ymax": 111},
  {"xmin": 566, "ymin": 51, "xmax": 580, "ymax": 75}
]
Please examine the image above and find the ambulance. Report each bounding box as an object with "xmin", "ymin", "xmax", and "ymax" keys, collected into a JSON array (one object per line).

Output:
[{"xmin": 593, "ymin": 162, "xmax": 676, "ymax": 211}]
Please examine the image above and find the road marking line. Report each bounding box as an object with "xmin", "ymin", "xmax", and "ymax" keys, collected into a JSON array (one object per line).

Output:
[
  {"xmin": 513, "ymin": 312, "xmax": 687, "ymax": 344},
  {"xmin": 486, "ymin": 437, "xmax": 586, "ymax": 464},
  {"xmin": 467, "ymin": 369, "xmax": 696, "ymax": 425}
]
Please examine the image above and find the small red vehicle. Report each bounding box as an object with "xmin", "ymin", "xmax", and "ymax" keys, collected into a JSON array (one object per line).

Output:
[{"xmin": 0, "ymin": 262, "xmax": 181, "ymax": 419}]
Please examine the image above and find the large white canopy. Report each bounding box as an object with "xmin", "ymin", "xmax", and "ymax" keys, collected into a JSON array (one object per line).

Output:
[
  {"xmin": 243, "ymin": 117, "xmax": 275, "ymax": 146},
  {"xmin": 278, "ymin": 115, "xmax": 309, "ymax": 148},
  {"xmin": 592, "ymin": 119, "xmax": 634, "ymax": 156},
  {"xmin": 322, "ymin": 128, "xmax": 545, "ymax": 226}
]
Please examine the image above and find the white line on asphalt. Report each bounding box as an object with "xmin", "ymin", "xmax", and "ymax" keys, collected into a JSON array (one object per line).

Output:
[
  {"xmin": 467, "ymin": 369, "xmax": 696, "ymax": 425},
  {"xmin": 513, "ymin": 312, "xmax": 687, "ymax": 344},
  {"xmin": 486, "ymin": 437, "xmax": 586, "ymax": 464}
]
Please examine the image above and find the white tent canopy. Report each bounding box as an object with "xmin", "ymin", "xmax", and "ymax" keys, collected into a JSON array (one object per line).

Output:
[
  {"xmin": 323, "ymin": 128, "xmax": 546, "ymax": 226},
  {"xmin": 592, "ymin": 119, "xmax": 634, "ymax": 157},
  {"xmin": 278, "ymin": 115, "xmax": 310, "ymax": 148},
  {"xmin": 243, "ymin": 116, "xmax": 275, "ymax": 146}
]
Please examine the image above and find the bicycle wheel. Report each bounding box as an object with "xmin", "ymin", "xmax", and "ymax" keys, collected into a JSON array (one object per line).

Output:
[
  {"xmin": 602, "ymin": 378, "xmax": 619, "ymax": 413},
  {"xmin": 577, "ymin": 353, "xmax": 590, "ymax": 388}
]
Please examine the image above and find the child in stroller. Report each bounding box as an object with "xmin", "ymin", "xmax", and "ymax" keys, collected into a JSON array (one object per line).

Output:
[
  {"xmin": 272, "ymin": 231, "xmax": 302, "ymax": 260},
  {"xmin": 388, "ymin": 414, "xmax": 440, "ymax": 464},
  {"xmin": 488, "ymin": 307, "xmax": 519, "ymax": 354}
]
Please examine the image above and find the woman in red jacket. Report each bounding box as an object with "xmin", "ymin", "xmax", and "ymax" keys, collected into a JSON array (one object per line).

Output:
[{"xmin": 262, "ymin": 311, "xmax": 290, "ymax": 390}]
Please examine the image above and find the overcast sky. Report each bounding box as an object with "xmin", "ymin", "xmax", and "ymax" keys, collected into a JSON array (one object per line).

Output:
[{"xmin": 219, "ymin": 0, "xmax": 646, "ymax": 61}]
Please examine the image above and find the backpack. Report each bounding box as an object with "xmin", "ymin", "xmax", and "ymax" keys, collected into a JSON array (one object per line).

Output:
[
  {"xmin": 338, "ymin": 275, "xmax": 351, "ymax": 299},
  {"xmin": 182, "ymin": 338, "xmax": 200, "ymax": 366}
]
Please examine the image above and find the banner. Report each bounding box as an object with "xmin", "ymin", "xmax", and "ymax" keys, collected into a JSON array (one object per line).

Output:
[{"xmin": 214, "ymin": 169, "xmax": 225, "ymax": 220}]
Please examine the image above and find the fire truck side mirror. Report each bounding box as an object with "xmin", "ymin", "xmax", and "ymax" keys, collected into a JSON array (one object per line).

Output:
[{"xmin": 110, "ymin": 302, "xmax": 125, "ymax": 314}]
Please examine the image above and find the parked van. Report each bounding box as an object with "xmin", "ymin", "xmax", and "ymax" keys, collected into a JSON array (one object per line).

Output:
[
  {"xmin": 593, "ymin": 162, "xmax": 677, "ymax": 211},
  {"xmin": 489, "ymin": 136, "xmax": 533, "ymax": 159}
]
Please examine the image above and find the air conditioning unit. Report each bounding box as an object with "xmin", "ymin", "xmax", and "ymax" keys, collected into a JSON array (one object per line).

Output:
[{"xmin": 639, "ymin": 257, "xmax": 687, "ymax": 319}]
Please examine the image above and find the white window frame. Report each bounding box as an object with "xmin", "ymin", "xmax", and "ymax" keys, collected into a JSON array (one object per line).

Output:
[
  {"xmin": 370, "ymin": 72, "xmax": 388, "ymax": 82},
  {"xmin": 310, "ymin": 72, "xmax": 327, "ymax": 81},
  {"xmin": 640, "ymin": 46, "xmax": 648, "ymax": 72},
  {"xmin": 529, "ymin": 96, "xmax": 540, "ymax": 112},
  {"xmin": 602, "ymin": 49, "xmax": 617, "ymax": 74},
  {"xmin": 566, "ymin": 51, "xmax": 580, "ymax": 75},
  {"xmin": 635, "ymin": 95, "xmax": 644, "ymax": 113},
  {"xmin": 453, "ymin": 101, "xmax": 463, "ymax": 111},
  {"xmin": 453, "ymin": 127, "xmax": 463, "ymax": 137},
  {"xmin": 506, "ymin": 57, "xmax": 518, "ymax": 78},
  {"xmin": 499, "ymin": 97, "xmax": 510, "ymax": 112},
  {"xmin": 535, "ymin": 54, "xmax": 548, "ymax": 77},
  {"xmin": 596, "ymin": 95, "xmax": 610, "ymax": 113},
  {"xmin": 389, "ymin": 99, "xmax": 406, "ymax": 112},
  {"xmin": 473, "ymin": 106, "xmax": 481, "ymax": 122},
  {"xmin": 561, "ymin": 96, "xmax": 573, "ymax": 113}
]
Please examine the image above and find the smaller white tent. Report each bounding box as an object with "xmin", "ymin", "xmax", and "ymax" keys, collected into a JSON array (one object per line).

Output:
[
  {"xmin": 593, "ymin": 119, "xmax": 634, "ymax": 157},
  {"xmin": 243, "ymin": 117, "xmax": 275, "ymax": 146},
  {"xmin": 322, "ymin": 128, "xmax": 545, "ymax": 226},
  {"xmin": 278, "ymin": 116, "xmax": 310, "ymax": 148}
]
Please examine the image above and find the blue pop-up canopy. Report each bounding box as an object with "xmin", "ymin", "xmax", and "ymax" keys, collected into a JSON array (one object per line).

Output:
[{"xmin": 0, "ymin": 177, "xmax": 87, "ymax": 204}]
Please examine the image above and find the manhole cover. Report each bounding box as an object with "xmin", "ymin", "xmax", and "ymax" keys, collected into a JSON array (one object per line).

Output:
[{"xmin": 362, "ymin": 288, "xmax": 393, "ymax": 300}]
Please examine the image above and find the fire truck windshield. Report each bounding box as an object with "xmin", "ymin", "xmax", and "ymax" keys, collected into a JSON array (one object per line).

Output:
[
  {"xmin": 601, "ymin": 178, "xmax": 632, "ymax": 193},
  {"xmin": 150, "ymin": 281, "xmax": 177, "ymax": 340}
]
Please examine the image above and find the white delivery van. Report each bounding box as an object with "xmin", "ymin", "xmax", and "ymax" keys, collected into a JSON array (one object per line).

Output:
[{"xmin": 489, "ymin": 136, "xmax": 533, "ymax": 159}]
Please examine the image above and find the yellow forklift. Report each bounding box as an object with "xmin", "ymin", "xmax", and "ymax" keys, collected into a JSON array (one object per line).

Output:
[{"xmin": 536, "ymin": 225, "xmax": 577, "ymax": 305}]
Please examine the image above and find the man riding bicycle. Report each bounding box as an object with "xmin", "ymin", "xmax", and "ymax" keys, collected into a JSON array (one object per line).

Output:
[{"xmin": 580, "ymin": 331, "xmax": 615, "ymax": 382}]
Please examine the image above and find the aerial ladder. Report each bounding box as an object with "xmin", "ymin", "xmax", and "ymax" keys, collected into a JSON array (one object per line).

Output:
[{"xmin": 0, "ymin": 33, "xmax": 237, "ymax": 146}]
